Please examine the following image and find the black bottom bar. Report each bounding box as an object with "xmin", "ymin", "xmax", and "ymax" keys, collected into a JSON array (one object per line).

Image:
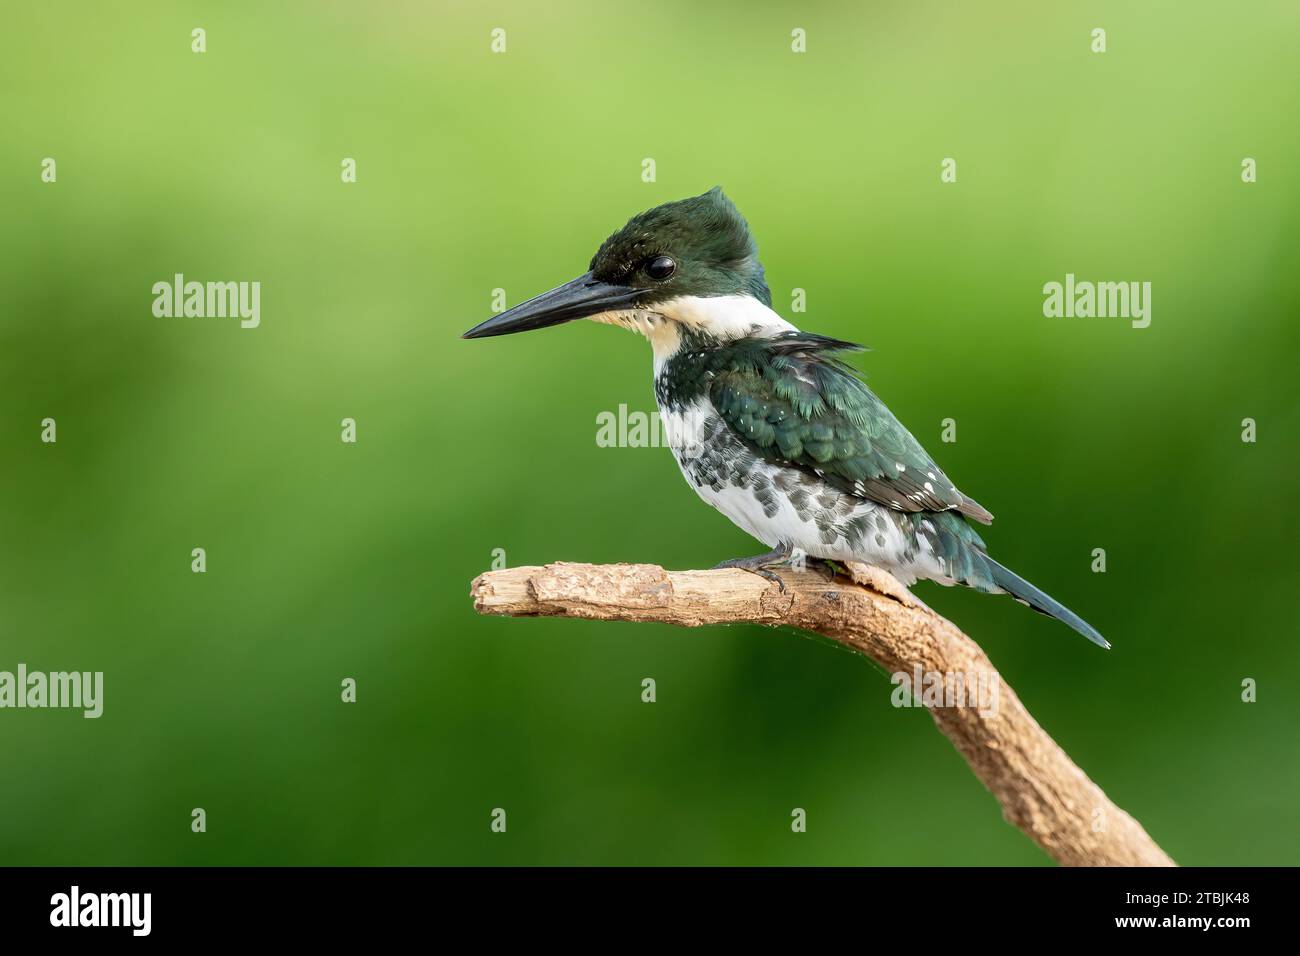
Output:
[{"xmin": 0, "ymin": 866, "xmax": 1281, "ymax": 941}]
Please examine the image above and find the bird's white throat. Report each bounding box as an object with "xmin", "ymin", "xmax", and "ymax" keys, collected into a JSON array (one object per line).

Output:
[{"xmin": 586, "ymin": 294, "xmax": 797, "ymax": 372}]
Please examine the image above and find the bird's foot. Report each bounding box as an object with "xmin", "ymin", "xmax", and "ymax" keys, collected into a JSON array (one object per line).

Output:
[{"xmin": 713, "ymin": 543, "xmax": 796, "ymax": 593}]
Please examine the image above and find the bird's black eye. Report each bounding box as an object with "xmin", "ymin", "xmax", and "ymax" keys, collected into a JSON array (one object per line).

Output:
[{"xmin": 644, "ymin": 255, "xmax": 676, "ymax": 281}]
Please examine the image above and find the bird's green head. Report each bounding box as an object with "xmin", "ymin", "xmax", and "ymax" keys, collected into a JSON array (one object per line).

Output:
[
  {"xmin": 463, "ymin": 187, "xmax": 780, "ymax": 345},
  {"xmin": 587, "ymin": 186, "xmax": 771, "ymax": 307}
]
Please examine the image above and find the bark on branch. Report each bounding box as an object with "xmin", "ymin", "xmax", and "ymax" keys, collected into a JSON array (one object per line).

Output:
[{"xmin": 469, "ymin": 560, "xmax": 1174, "ymax": 867}]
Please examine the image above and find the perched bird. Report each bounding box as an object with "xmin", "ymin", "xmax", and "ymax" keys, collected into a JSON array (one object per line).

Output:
[{"xmin": 464, "ymin": 188, "xmax": 1107, "ymax": 648}]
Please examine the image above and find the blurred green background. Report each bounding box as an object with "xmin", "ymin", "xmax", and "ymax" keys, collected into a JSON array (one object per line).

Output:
[{"xmin": 2, "ymin": 0, "xmax": 1297, "ymax": 866}]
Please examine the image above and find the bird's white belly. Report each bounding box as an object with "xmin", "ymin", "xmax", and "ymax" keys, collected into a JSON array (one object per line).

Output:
[{"xmin": 658, "ymin": 400, "xmax": 950, "ymax": 584}]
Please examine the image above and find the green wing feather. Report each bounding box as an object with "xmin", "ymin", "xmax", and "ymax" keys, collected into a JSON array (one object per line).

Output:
[{"xmin": 706, "ymin": 333, "xmax": 993, "ymax": 524}]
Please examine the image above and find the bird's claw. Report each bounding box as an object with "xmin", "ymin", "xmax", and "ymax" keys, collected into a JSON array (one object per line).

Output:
[
  {"xmin": 713, "ymin": 547, "xmax": 793, "ymax": 593},
  {"xmin": 752, "ymin": 567, "xmax": 787, "ymax": 593}
]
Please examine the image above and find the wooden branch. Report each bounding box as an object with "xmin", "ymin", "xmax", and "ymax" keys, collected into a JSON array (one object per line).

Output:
[{"xmin": 470, "ymin": 561, "xmax": 1174, "ymax": 867}]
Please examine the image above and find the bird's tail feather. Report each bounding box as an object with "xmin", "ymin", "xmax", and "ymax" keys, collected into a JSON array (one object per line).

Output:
[{"xmin": 983, "ymin": 556, "xmax": 1109, "ymax": 649}]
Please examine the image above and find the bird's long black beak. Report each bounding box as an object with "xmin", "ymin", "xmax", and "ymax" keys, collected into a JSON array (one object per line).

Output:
[{"xmin": 462, "ymin": 272, "xmax": 646, "ymax": 339}]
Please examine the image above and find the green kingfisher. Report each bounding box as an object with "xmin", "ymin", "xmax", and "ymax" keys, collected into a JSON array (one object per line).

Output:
[{"xmin": 464, "ymin": 187, "xmax": 1107, "ymax": 649}]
